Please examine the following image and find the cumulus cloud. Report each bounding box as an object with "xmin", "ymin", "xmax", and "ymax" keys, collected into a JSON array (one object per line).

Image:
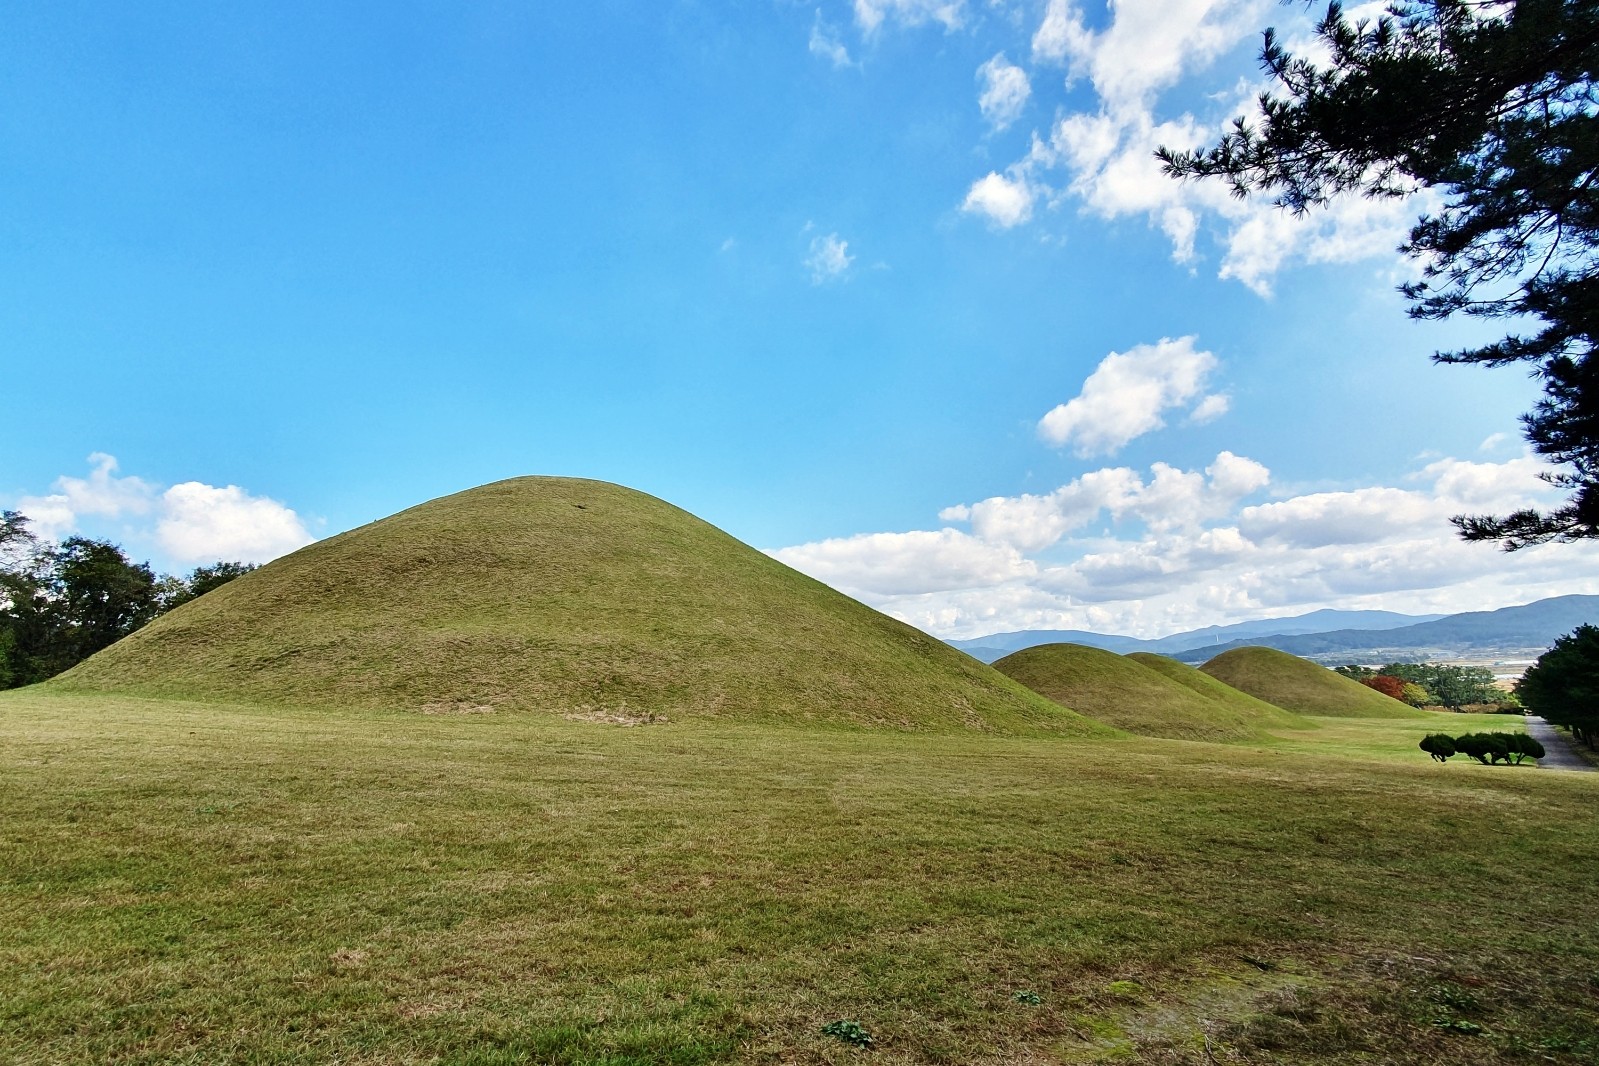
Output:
[
  {"xmin": 805, "ymin": 231, "xmax": 856, "ymax": 283},
  {"xmin": 962, "ymin": 171, "xmax": 1034, "ymax": 227},
  {"xmin": 11, "ymin": 454, "xmax": 314, "ymax": 567},
  {"xmin": 771, "ymin": 449, "xmax": 1590, "ymax": 640},
  {"xmin": 1037, "ymin": 336, "xmax": 1227, "ymax": 455},
  {"xmin": 977, "ymin": 53, "xmax": 1030, "ymax": 129},
  {"xmin": 157, "ymin": 482, "xmax": 315, "ymax": 564},
  {"xmin": 16, "ymin": 452, "xmax": 156, "ymax": 539}
]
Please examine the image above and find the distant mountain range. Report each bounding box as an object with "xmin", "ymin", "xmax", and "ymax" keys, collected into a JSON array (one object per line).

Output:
[{"xmin": 947, "ymin": 596, "xmax": 1599, "ymax": 666}]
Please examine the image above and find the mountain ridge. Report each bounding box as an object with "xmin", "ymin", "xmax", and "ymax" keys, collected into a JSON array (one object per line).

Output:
[{"xmin": 948, "ymin": 596, "xmax": 1597, "ymax": 666}]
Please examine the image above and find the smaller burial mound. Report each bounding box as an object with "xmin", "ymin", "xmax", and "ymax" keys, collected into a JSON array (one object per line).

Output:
[
  {"xmin": 1199, "ymin": 646, "xmax": 1427, "ymax": 719},
  {"xmin": 1125, "ymin": 652, "xmax": 1314, "ymax": 731},
  {"xmin": 993, "ymin": 643, "xmax": 1277, "ymax": 741},
  {"xmin": 54, "ymin": 477, "xmax": 1105, "ymax": 737}
]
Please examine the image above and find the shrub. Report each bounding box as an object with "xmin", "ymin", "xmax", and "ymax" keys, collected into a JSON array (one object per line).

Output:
[
  {"xmin": 1449, "ymin": 732, "xmax": 1536, "ymax": 765},
  {"xmin": 1419, "ymin": 734, "xmax": 1457, "ymax": 762},
  {"xmin": 1508, "ymin": 733, "xmax": 1546, "ymax": 764},
  {"xmin": 1453, "ymin": 734, "xmax": 1494, "ymax": 764}
]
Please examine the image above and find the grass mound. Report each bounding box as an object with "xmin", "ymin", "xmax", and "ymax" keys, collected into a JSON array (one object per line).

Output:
[
  {"xmin": 1200, "ymin": 646, "xmax": 1427, "ymax": 719},
  {"xmin": 993, "ymin": 643, "xmax": 1281, "ymax": 740},
  {"xmin": 54, "ymin": 477, "xmax": 1096, "ymax": 734},
  {"xmin": 1125, "ymin": 652, "xmax": 1314, "ymax": 731}
]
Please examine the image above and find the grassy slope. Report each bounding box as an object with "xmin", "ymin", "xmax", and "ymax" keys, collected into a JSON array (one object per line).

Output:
[
  {"xmin": 1201, "ymin": 646, "xmax": 1429, "ymax": 719},
  {"xmin": 2, "ymin": 689, "xmax": 1595, "ymax": 1066},
  {"xmin": 993, "ymin": 643, "xmax": 1282, "ymax": 740},
  {"xmin": 1126, "ymin": 652, "xmax": 1315, "ymax": 731},
  {"xmin": 53, "ymin": 477, "xmax": 1094, "ymax": 736}
]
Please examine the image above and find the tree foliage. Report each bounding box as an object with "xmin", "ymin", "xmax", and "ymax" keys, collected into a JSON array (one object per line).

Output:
[
  {"xmin": 1380, "ymin": 661, "xmax": 1502, "ymax": 706},
  {"xmin": 1420, "ymin": 732, "xmax": 1458, "ymax": 759},
  {"xmin": 1517, "ymin": 622, "xmax": 1599, "ymax": 746},
  {"xmin": 1399, "ymin": 681, "xmax": 1438, "ymax": 706},
  {"xmin": 0, "ymin": 510, "xmax": 256, "ymax": 689},
  {"xmin": 1359, "ymin": 673, "xmax": 1409, "ymax": 699},
  {"xmin": 1160, "ymin": 0, "xmax": 1599, "ymax": 546}
]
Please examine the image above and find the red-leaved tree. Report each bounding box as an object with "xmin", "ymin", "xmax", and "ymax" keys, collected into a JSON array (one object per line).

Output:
[{"xmin": 1360, "ymin": 675, "xmax": 1408, "ymax": 701}]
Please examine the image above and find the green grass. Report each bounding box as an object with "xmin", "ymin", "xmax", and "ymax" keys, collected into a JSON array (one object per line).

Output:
[
  {"xmin": 1201, "ymin": 646, "xmax": 1431, "ymax": 719},
  {"xmin": 1124, "ymin": 653, "xmax": 1314, "ymax": 732},
  {"xmin": 994, "ymin": 643, "xmax": 1290, "ymax": 740},
  {"xmin": 5, "ymin": 689, "xmax": 1596, "ymax": 1065},
  {"xmin": 1263, "ymin": 710, "xmax": 1523, "ymax": 762},
  {"xmin": 52, "ymin": 477, "xmax": 1096, "ymax": 736}
]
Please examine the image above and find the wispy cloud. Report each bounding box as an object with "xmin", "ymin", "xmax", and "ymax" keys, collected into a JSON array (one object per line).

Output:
[
  {"xmin": 853, "ymin": 0, "xmax": 967, "ymax": 34},
  {"xmin": 805, "ymin": 231, "xmax": 856, "ymax": 284},
  {"xmin": 809, "ymin": 12, "xmax": 855, "ymax": 67}
]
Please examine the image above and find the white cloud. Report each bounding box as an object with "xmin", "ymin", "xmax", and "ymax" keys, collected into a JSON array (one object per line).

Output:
[
  {"xmin": 1188, "ymin": 392, "xmax": 1231, "ymax": 424},
  {"xmin": 940, "ymin": 0, "xmax": 1423, "ymax": 290},
  {"xmin": 962, "ymin": 170, "xmax": 1034, "ymax": 227},
  {"xmin": 977, "ymin": 53, "xmax": 1030, "ymax": 130},
  {"xmin": 805, "ymin": 231, "xmax": 855, "ymax": 283},
  {"xmin": 16, "ymin": 452, "xmax": 156, "ymax": 539},
  {"xmin": 10, "ymin": 454, "xmax": 314, "ymax": 568},
  {"xmin": 1479, "ymin": 432, "xmax": 1511, "ymax": 452},
  {"xmin": 809, "ymin": 14, "xmax": 855, "ymax": 67},
  {"xmin": 771, "ymin": 528, "xmax": 1033, "ymax": 595},
  {"xmin": 1037, "ymin": 336, "xmax": 1227, "ymax": 455},
  {"xmin": 1032, "ymin": 0, "xmax": 1088, "ymax": 63},
  {"xmin": 157, "ymin": 482, "xmax": 315, "ymax": 564},
  {"xmin": 770, "ymin": 449, "xmax": 1588, "ymax": 640},
  {"xmin": 853, "ymin": 0, "xmax": 966, "ymax": 34}
]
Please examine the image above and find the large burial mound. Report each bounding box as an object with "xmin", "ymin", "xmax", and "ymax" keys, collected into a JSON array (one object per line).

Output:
[
  {"xmin": 1199, "ymin": 646, "xmax": 1427, "ymax": 719},
  {"xmin": 992, "ymin": 643, "xmax": 1282, "ymax": 740},
  {"xmin": 1124, "ymin": 652, "xmax": 1313, "ymax": 731},
  {"xmin": 55, "ymin": 477, "xmax": 1100, "ymax": 735}
]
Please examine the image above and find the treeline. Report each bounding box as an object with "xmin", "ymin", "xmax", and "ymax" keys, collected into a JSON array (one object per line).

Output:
[
  {"xmin": 1420, "ymin": 732, "xmax": 1545, "ymax": 765},
  {"xmin": 0, "ymin": 510, "xmax": 254, "ymax": 689},
  {"xmin": 1335, "ymin": 662, "xmax": 1513, "ymax": 710},
  {"xmin": 1517, "ymin": 625, "xmax": 1599, "ymax": 750}
]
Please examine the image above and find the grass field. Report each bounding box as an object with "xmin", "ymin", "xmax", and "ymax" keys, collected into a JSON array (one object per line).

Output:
[{"xmin": 4, "ymin": 690, "xmax": 1596, "ymax": 1065}]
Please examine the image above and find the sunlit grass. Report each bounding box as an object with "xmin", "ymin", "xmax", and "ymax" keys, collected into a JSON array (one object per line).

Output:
[{"xmin": 4, "ymin": 690, "xmax": 1595, "ymax": 1064}]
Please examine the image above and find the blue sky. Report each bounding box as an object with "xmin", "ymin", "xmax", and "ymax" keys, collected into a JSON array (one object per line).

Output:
[{"xmin": 3, "ymin": 0, "xmax": 1593, "ymax": 638}]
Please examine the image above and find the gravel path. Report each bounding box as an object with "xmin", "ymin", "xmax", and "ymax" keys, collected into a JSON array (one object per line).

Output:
[{"xmin": 1525, "ymin": 715, "xmax": 1596, "ymax": 772}]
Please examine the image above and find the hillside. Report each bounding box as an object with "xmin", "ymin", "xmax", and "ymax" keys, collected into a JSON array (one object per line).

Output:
[
  {"xmin": 54, "ymin": 477, "xmax": 1099, "ymax": 735},
  {"xmin": 1199, "ymin": 647, "xmax": 1428, "ymax": 719},
  {"xmin": 1170, "ymin": 595, "xmax": 1599, "ymax": 663},
  {"xmin": 1124, "ymin": 652, "xmax": 1313, "ymax": 731},
  {"xmin": 992, "ymin": 643, "xmax": 1287, "ymax": 740}
]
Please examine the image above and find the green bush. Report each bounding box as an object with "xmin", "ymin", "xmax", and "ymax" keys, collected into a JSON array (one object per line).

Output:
[
  {"xmin": 1419, "ymin": 734, "xmax": 1457, "ymax": 762},
  {"xmin": 1437, "ymin": 732, "xmax": 1542, "ymax": 766},
  {"xmin": 1508, "ymin": 733, "xmax": 1546, "ymax": 764}
]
